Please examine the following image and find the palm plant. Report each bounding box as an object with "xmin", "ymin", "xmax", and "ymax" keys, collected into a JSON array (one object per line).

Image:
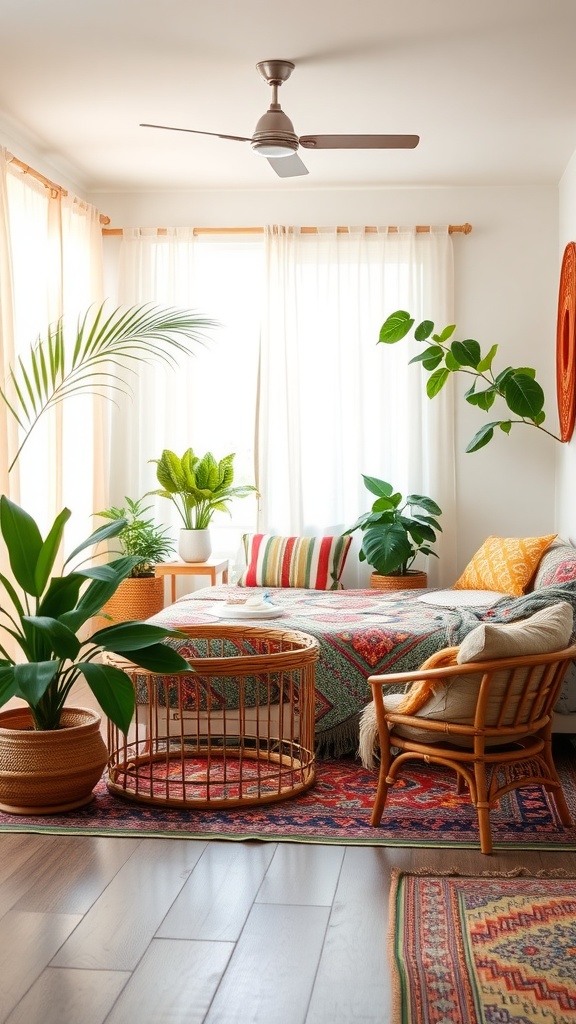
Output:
[{"xmin": 1, "ymin": 303, "xmax": 216, "ymax": 471}]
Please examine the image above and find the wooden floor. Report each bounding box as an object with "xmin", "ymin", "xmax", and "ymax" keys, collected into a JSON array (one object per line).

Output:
[{"xmin": 1, "ymin": 687, "xmax": 575, "ymax": 1023}]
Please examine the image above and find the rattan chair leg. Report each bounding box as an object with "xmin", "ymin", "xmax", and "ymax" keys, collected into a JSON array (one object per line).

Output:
[{"xmin": 473, "ymin": 762, "xmax": 493, "ymax": 855}]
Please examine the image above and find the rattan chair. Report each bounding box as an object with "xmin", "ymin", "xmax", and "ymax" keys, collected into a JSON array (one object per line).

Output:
[{"xmin": 367, "ymin": 644, "xmax": 576, "ymax": 854}]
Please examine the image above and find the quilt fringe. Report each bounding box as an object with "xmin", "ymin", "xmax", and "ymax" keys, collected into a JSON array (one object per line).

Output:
[{"xmin": 315, "ymin": 714, "xmax": 363, "ymax": 760}]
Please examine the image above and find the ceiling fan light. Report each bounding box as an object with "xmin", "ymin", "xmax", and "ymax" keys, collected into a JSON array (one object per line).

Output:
[{"xmin": 251, "ymin": 141, "xmax": 297, "ymax": 158}]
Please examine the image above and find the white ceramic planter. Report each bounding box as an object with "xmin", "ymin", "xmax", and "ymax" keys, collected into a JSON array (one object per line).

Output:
[{"xmin": 179, "ymin": 528, "xmax": 212, "ymax": 563}]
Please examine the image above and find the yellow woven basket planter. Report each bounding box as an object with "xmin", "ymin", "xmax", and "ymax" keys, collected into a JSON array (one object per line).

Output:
[
  {"xmin": 101, "ymin": 576, "xmax": 165, "ymax": 624},
  {"xmin": 369, "ymin": 571, "xmax": 428, "ymax": 591}
]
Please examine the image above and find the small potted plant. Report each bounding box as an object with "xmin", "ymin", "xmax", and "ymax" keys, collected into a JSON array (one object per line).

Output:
[
  {"xmin": 344, "ymin": 475, "xmax": 442, "ymax": 590},
  {"xmin": 96, "ymin": 497, "xmax": 175, "ymax": 622},
  {"xmin": 150, "ymin": 448, "xmax": 257, "ymax": 563}
]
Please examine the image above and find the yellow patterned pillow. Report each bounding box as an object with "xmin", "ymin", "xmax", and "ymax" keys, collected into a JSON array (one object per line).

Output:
[{"xmin": 453, "ymin": 534, "xmax": 557, "ymax": 597}]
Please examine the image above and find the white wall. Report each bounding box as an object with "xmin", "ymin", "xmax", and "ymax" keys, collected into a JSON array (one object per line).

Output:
[
  {"xmin": 557, "ymin": 149, "xmax": 576, "ymax": 544},
  {"xmin": 91, "ymin": 184, "xmax": 560, "ymax": 573}
]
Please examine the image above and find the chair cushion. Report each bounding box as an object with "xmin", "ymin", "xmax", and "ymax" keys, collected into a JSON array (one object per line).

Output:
[
  {"xmin": 456, "ymin": 601, "xmax": 573, "ymax": 662},
  {"xmin": 384, "ymin": 603, "xmax": 573, "ymax": 746},
  {"xmin": 238, "ymin": 533, "xmax": 352, "ymax": 590},
  {"xmin": 453, "ymin": 534, "xmax": 557, "ymax": 596}
]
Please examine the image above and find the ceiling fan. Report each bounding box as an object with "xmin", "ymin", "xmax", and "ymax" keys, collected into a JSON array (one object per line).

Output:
[{"xmin": 140, "ymin": 59, "xmax": 419, "ymax": 178}]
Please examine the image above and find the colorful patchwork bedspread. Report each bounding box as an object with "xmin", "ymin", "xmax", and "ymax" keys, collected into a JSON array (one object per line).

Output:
[
  {"xmin": 149, "ymin": 586, "xmax": 493, "ymax": 757},
  {"xmin": 149, "ymin": 582, "xmax": 576, "ymax": 757}
]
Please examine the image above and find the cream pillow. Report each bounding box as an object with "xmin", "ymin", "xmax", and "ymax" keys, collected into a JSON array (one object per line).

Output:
[{"xmin": 456, "ymin": 602, "xmax": 573, "ymax": 663}]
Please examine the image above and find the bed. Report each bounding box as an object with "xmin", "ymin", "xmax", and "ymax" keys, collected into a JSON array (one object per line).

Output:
[{"xmin": 148, "ymin": 540, "xmax": 576, "ymax": 757}]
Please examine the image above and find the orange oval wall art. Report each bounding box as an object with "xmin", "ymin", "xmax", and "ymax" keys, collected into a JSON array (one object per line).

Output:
[{"xmin": 557, "ymin": 241, "xmax": 576, "ymax": 442}]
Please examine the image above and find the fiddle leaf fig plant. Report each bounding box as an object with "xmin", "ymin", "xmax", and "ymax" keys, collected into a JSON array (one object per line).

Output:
[
  {"xmin": 344, "ymin": 475, "xmax": 442, "ymax": 577},
  {"xmin": 151, "ymin": 448, "xmax": 257, "ymax": 530},
  {"xmin": 378, "ymin": 310, "xmax": 561, "ymax": 452}
]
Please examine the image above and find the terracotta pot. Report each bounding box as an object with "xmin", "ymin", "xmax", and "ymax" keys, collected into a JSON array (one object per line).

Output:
[
  {"xmin": 369, "ymin": 570, "xmax": 428, "ymax": 591},
  {"xmin": 101, "ymin": 575, "xmax": 165, "ymax": 624},
  {"xmin": 0, "ymin": 706, "xmax": 108, "ymax": 815}
]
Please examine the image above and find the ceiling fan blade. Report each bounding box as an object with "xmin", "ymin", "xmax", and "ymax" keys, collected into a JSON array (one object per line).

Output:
[
  {"xmin": 299, "ymin": 134, "xmax": 420, "ymax": 150},
  {"xmin": 139, "ymin": 123, "xmax": 252, "ymax": 143},
  {"xmin": 267, "ymin": 153, "xmax": 309, "ymax": 177}
]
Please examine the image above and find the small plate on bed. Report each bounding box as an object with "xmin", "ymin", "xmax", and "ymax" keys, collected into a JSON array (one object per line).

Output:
[
  {"xmin": 418, "ymin": 589, "xmax": 504, "ymax": 609},
  {"xmin": 209, "ymin": 603, "xmax": 284, "ymax": 620}
]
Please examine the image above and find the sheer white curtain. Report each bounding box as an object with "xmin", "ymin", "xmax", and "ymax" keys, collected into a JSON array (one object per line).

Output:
[
  {"xmin": 0, "ymin": 149, "xmax": 105, "ymax": 548},
  {"xmin": 258, "ymin": 226, "xmax": 456, "ymax": 587},
  {"xmin": 112, "ymin": 228, "xmax": 261, "ymax": 561}
]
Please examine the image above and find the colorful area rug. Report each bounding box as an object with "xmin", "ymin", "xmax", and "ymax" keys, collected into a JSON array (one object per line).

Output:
[
  {"xmin": 389, "ymin": 869, "xmax": 576, "ymax": 1023},
  {"xmin": 1, "ymin": 744, "xmax": 576, "ymax": 847}
]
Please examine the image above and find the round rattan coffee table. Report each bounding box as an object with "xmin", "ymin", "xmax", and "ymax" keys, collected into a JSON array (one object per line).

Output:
[{"xmin": 106, "ymin": 624, "xmax": 318, "ymax": 808}]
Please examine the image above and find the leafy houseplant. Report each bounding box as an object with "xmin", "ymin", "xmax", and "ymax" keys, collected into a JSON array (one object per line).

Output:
[
  {"xmin": 150, "ymin": 448, "xmax": 257, "ymax": 562},
  {"xmin": 0, "ymin": 496, "xmax": 188, "ymax": 733},
  {"xmin": 95, "ymin": 497, "xmax": 176, "ymax": 623},
  {"xmin": 344, "ymin": 475, "xmax": 442, "ymax": 584},
  {"xmin": 96, "ymin": 497, "xmax": 174, "ymax": 578},
  {"xmin": 378, "ymin": 310, "xmax": 561, "ymax": 453}
]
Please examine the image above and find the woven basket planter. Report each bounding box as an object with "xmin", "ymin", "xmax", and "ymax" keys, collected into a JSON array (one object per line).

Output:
[
  {"xmin": 370, "ymin": 570, "xmax": 428, "ymax": 591},
  {"xmin": 0, "ymin": 706, "xmax": 108, "ymax": 815},
  {"xmin": 101, "ymin": 576, "xmax": 165, "ymax": 624}
]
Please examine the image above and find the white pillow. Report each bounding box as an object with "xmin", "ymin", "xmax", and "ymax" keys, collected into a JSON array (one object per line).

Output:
[
  {"xmin": 418, "ymin": 589, "xmax": 503, "ymax": 609},
  {"xmin": 456, "ymin": 602, "xmax": 573, "ymax": 663}
]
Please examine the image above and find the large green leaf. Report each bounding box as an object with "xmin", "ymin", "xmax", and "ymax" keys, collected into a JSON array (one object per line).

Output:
[
  {"xmin": 426, "ymin": 368, "xmax": 450, "ymax": 397},
  {"xmin": 0, "ymin": 496, "xmax": 44, "ymax": 595},
  {"xmin": 77, "ymin": 662, "xmax": 135, "ymax": 734},
  {"xmin": 406, "ymin": 495, "xmax": 442, "ymax": 516},
  {"xmin": 64, "ymin": 517, "xmax": 126, "ymax": 566},
  {"xmin": 0, "ymin": 664, "xmax": 18, "ymax": 706},
  {"xmin": 118, "ymin": 643, "xmax": 190, "ymax": 674},
  {"xmin": 34, "ymin": 507, "xmax": 72, "ymax": 596},
  {"xmin": 378, "ymin": 311, "xmax": 414, "ymax": 344},
  {"xmin": 13, "ymin": 661, "xmax": 60, "ymax": 706},
  {"xmin": 504, "ymin": 372, "xmax": 545, "ymax": 419},
  {"xmin": 37, "ymin": 574, "xmax": 85, "ymax": 618},
  {"xmin": 450, "ymin": 339, "xmax": 481, "ymax": 368},
  {"xmin": 361, "ymin": 523, "xmax": 413, "ymax": 576},
  {"xmin": 90, "ymin": 622, "xmax": 186, "ymax": 652},
  {"xmin": 361, "ymin": 475, "xmax": 394, "ymax": 499},
  {"xmin": 22, "ymin": 616, "xmax": 81, "ymax": 661},
  {"xmin": 414, "ymin": 320, "xmax": 434, "ymax": 341},
  {"xmin": 466, "ymin": 421, "xmax": 500, "ymax": 453}
]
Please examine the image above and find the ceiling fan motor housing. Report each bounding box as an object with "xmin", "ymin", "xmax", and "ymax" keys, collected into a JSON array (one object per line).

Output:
[{"xmin": 251, "ymin": 107, "xmax": 299, "ymax": 156}]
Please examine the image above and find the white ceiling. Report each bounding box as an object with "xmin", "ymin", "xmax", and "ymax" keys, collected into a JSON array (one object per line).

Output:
[{"xmin": 1, "ymin": 0, "xmax": 576, "ymax": 194}]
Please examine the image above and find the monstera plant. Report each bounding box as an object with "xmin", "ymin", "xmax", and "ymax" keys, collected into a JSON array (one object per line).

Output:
[{"xmin": 378, "ymin": 310, "xmax": 561, "ymax": 452}]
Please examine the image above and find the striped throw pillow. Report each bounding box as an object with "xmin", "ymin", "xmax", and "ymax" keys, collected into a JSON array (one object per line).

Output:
[{"xmin": 238, "ymin": 534, "xmax": 352, "ymax": 590}]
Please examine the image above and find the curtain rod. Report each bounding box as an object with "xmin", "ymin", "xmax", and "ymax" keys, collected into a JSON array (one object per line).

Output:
[
  {"xmin": 102, "ymin": 223, "xmax": 472, "ymax": 237},
  {"xmin": 8, "ymin": 156, "xmax": 111, "ymax": 225}
]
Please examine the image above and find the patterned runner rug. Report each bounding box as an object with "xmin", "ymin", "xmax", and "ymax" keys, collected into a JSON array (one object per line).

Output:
[
  {"xmin": 389, "ymin": 869, "xmax": 576, "ymax": 1023},
  {"xmin": 1, "ymin": 741, "xmax": 576, "ymax": 847}
]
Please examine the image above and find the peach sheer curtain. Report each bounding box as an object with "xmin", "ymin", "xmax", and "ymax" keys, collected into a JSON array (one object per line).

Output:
[{"xmin": 0, "ymin": 149, "xmax": 106, "ymax": 551}]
